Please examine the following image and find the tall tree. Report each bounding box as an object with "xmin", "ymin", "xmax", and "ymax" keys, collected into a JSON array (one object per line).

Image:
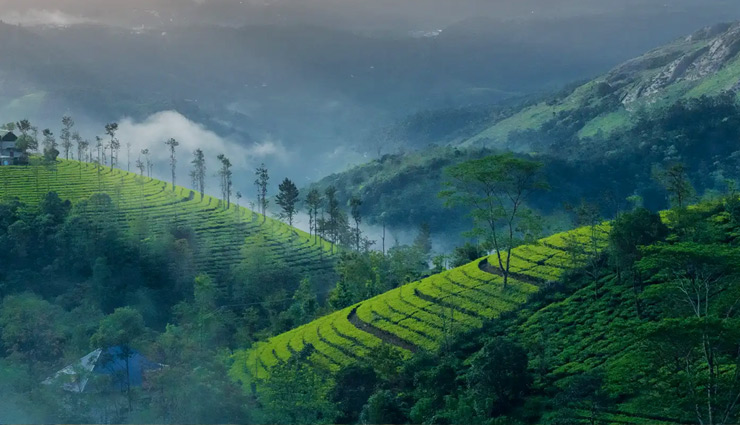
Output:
[
  {"xmin": 14, "ymin": 119, "xmax": 37, "ymax": 156},
  {"xmin": 72, "ymin": 132, "xmax": 84, "ymax": 162},
  {"xmin": 164, "ymin": 138, "xmax": 180, "ymax": 191},
  {"xmin": 136, "ymin": 156, "xmax": 146, "ymax": 176},
  {"xmin": 653, "ymin": 162, "xmax": 695, "ymax": 209},
  {"xmin": 217, "ymin": 154, "xmax": 233, "ymax": 209},
  {"xmin": 306, "ymin": 189, "xmax": 322, "ymax": 244},
  {"xmin": 105, "ymin": 122, "xmax": 119, "ymax": 170},
  {"xmin": 325, "ymin": 186, "xmax": 340, "ymax": 252},
  {"xmin": 42, "ymin": 129, "xmax": 56, "ymax": 152},
  {"xmin": 41, "ymin": 129, "xmax": 59, "ymax": 163},
  {"xmin": 349, "ymin": 196, "xmax": 363, "ymax": 251},
  {"xmin": 191, "ymin": 149, "xmax": 206, "ymax": 200},
  {"xmin": 60, "ymin": 115, "xmax": 74, "ymax": 160},
  {"xmin": 254, "ymin": 163, "xmax": 270, "ymax": 218},
  {"xmin": 276, "ymin": 178, "xmax": 300, "ymax": 227},
  {"xmin": 126, "ymin": 142, "xmax": 132, "ymax": 172},
  {"xmin": 440, "ymin": 153, "xmax": 548, "ymax": 287},
  {"xmin": 75, "ymin": 133, "xmax": 89, "ymax": 178}
]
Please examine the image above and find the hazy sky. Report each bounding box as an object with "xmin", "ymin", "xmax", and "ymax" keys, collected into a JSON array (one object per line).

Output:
[{"xmin": 1, "ymin": 0, "xmax": 738, "ymax": 30}]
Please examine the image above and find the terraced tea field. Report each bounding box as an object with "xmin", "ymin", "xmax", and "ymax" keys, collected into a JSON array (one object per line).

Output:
[
  {"xmin": 233, "ymin": 223, "xmax": 610, "ymax": 381},
  {"xmin": 0, "ymin": 160, "xmax": 335, "ymax": 280}
]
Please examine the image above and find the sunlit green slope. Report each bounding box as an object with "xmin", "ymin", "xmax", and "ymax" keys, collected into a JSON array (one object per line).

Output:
[
  {"xmin": 0, "ymin": 159, "xmax": 334, "ymax": 279},
  {"xmin": 232, "ymin": 223, "xmax": 610, "ymax": 382}
]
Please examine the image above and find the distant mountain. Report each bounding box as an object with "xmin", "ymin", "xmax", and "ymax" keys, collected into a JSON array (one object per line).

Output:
[
  {"xmin": 313, "ymin": 22, "xmax": 740, "ymax": 244},
  {"xmin": 462, "ymin": 22, "xmax": 740, "ymax": 152},
  {"xmin": 1, "ymin": 16, "xmax": 737, "ymax": 183}
]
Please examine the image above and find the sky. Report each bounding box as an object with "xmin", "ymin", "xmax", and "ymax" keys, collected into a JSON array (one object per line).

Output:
[
  {"xmin": 2, "ymin": 0, "xmax": 740, "ymax": 225},
  {"xmin": 1, "ymin": 0, "xmax": 738, "ymax": 31}
]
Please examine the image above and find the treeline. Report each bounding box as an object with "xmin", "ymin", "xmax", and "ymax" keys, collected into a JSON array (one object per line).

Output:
[{"xmin": 3, "ymin": 118, "xmax": 382, "ymax": 253}]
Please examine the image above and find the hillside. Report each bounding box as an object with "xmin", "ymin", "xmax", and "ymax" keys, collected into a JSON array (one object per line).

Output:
[
  {"xmin": 0, "ymin": 159, "xmax": 335, "ymax": 283},
  {"xmin": 241, "ymin": 196, "xmax": 740, "ymax": 424},
  {"xmin": 231, "ymin": 222, "xmax": 609, "ymax": 382},
  {"xmin": 463, "ymin": 22, "xmax": 740, "ymax": 149},
  {"xmin": 311, "ymin": 22, "xmax": 740, "ymax": 243}
]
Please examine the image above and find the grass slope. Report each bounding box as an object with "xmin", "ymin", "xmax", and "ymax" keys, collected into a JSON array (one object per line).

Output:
[
  {"xmin": 0, "ymin": 159, "xmax": 335, "ymax": 281},
  {"xmin": 232, "ymin": 223, "xmax": 609, "ymax": 382}
]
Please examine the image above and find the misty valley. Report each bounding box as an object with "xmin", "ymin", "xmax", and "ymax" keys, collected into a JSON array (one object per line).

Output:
[{"xmin": 4, "ymin": 1, "xmax": 740, "ymax": 425}]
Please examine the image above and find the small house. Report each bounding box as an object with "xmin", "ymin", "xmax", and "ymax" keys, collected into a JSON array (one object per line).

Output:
[{"xmin": 0, "ymin": 130, "xmax": 19, "ymax": 165}]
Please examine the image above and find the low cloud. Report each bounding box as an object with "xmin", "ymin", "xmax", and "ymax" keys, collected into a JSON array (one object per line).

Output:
[
  {"xmin": 114, "ymin": 111, "xmax": 289, "ymax": 173},
  {"xmin": 0, "ymin": 9, "xmax": 94, "ymax": 27}
]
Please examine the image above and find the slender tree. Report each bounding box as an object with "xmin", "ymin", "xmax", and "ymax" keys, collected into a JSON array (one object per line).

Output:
[
  {"xmin": 105, "ymin": 122, "xmax": 119, "ymax": 170},
  {"xmin": 254, "ymin": 163, "xmax": 270, "ymax": 218},
  {"xmin": 73, "ymin": 132, "xmax": 83, "ymax": 161},
  {"xmin": 126, "ymin": 142, "xmax": 132, "ymax": 172},
  {"xmin": 217, "ymin": 154, "xmax": 233, "ymax": 209},
  {"xmin": 31, "ymin": 126, "xmax": 39, "ymax": 152},
  {"xmin": 42, "ymin": 129, "xmax": 56, "ymax": 152},
  {"xmin": 349, "ymin": 196, "xmax": 362, "ymax": 251},
  {"xmin": 325, "ymin": 186, "xmax": 340, "ymax": 252},
  {"xmin": 306, "ymin": 189, "xmax": 322, "ymax": 243},
  {"xmin": 141, "ymin": 148, "xmax": 152, "ymax": 177},
  {"xmin": 95, "ymin": 136, "xmax": 104, "ymax": 169},
  {"xmin": 191, "ymin": 149, "xmax": 206, "ymax": 200},
  {"xmin": 75, "ymin": 134, "xmax": 89, "ymax": 178},
  {"xmin": 440, "ymin": 153, "xmax": 548, "ymax": 287},
  {"xmin": 136, "ymin": 157, "xmax": 146, "ymax": 176},
  {"xmin": 60, "ymin": 115, "xmax": 74, "ymax": 160},
  {"xmin": 164, "ymin": 138, "xmax": 180, "ymax": 191},
  {"xmin": 41, "ymin": 129, "xmax": 59, "ymax": 163},
  {"xmin": 276, "ymin": 178, "xmax": 300, "ymax": 227}
]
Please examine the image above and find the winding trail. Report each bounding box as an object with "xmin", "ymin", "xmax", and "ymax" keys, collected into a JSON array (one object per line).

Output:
[
  {"xmin": 345, "ymin": 256, "xmax": 518, "ymax": 352},
  {"xmin": 347, "ymin": 306, "xmax": 419, "ymax": 353},
  {"xmin": 478, "ymin": 258, "xmax": 546, "ymax": 286}
]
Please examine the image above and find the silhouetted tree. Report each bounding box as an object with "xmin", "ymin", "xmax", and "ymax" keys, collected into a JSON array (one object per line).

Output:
[
  {"xmin": 42, "ymin": 129, "xmax": 56, "ymax": 152},
  {"xmin": 349, "ymin": 196, "xmax": 363, "ymax": 251},
  {"xmin": 254, "ymin": 163, "xmax": 270, "ymax": 218},
  {"xmin": 325, "ymin": 186, "xmax": 340, "ymax": 252},
  {"xmin": 60, "ymin": 116, "xmax": 74, "ymax": 160},
  {"xmin": 105, "ymin": 122, "xmax": 119, "ymax": 170},
  {"xmin": 95, "ymin": 136, "xmax": 104, "ymax": 168},
  {"xmin": 217, "ymin": 154, "xmax": 233, "ymax": 209},
  {"xmin": 191, "ymin": 149, "xmax": 206, "ymax": 200},
  {"xmin": 276, "ymin": 178, "xmax": 300, "ymax": 226},
  {"xmin": 306, "ymin": 188, "xmax": 322, "ymax": 243},
  {"xmin": 165, "ymin": 138, "xmax": 180, "ymax": 191}
]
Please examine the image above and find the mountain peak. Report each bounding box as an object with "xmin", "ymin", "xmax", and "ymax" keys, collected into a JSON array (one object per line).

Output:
[{"xmin": 609, "ymin": 21, "xmax": 740, "ymax": 104}]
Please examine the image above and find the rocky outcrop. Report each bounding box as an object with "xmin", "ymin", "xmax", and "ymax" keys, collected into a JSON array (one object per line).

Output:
[{"xmin": 604, "ymin": 22, "xmax": 740, "ymax": 105}]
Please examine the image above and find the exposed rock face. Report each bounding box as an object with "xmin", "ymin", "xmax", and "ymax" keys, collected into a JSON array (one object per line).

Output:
[{"xmin": 605, "ymin": 22, "xmax": 740, "ymax": 105}]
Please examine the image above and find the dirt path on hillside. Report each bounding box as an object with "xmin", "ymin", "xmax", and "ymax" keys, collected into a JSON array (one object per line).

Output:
[
  {"xmin": 347, "ymin": 306, "xmax": 419, "ymax": 353},
  {"xmin": 478, "ymin": 258, "xmax": 546, "ymax": 286}
]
